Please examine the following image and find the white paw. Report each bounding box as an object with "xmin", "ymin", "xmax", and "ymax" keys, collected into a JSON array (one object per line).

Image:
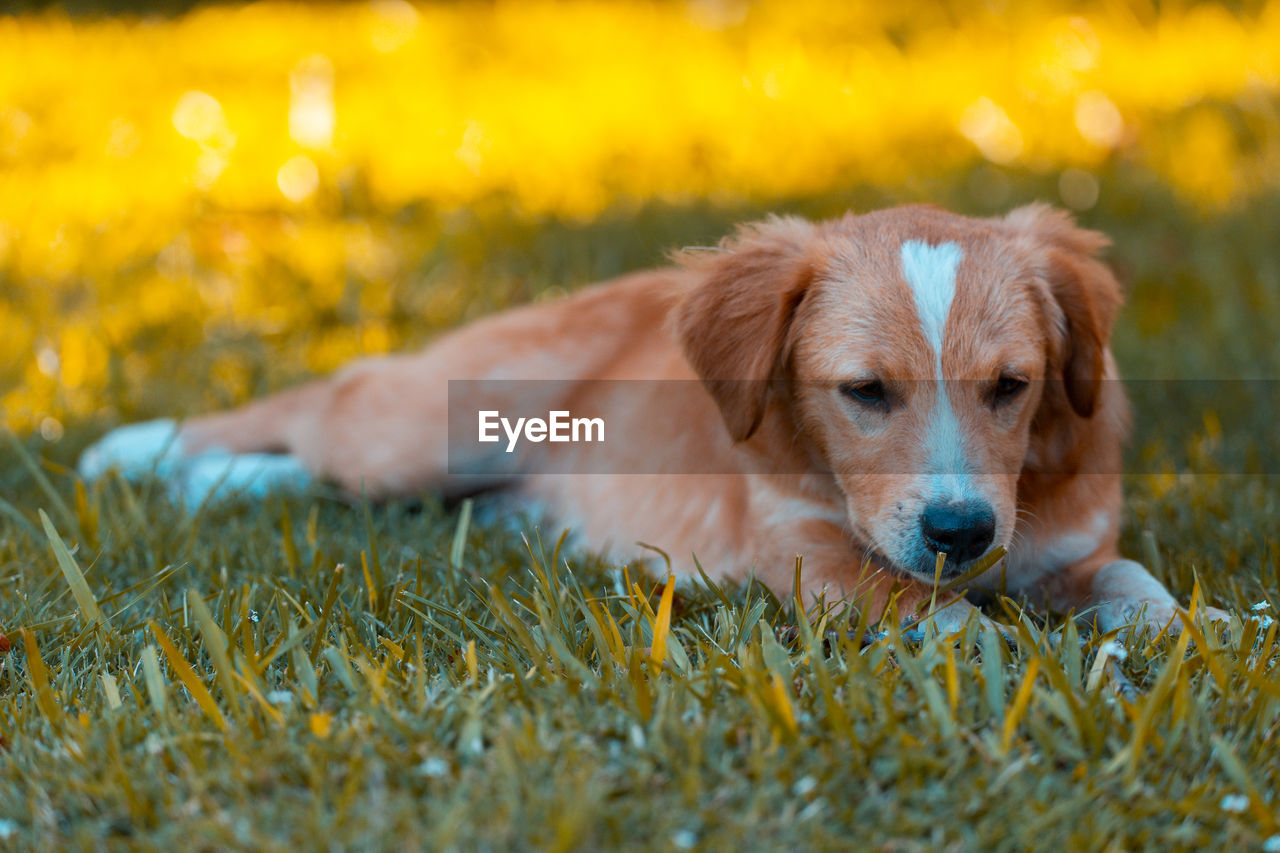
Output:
[
  {"xmin": 1097, "ymin": 598, "xmax": 1231, "ymax": 637},
  {"xmin": 176, "ymin": 452, "xmax": 313, "ymax": 507},
  {"xmin": 904, "ymin": 597, "xmax": 1003, "ymax": 638},
  {"xmin": 1089, "ymin": 559, "xmax": 1227, "ymax": 637},
  {"xmin": 78, "ymin": 419, "xmax": 186, "ymax": 481},
  {"xmin": 79, "ymin": 420, "xmax": 313, "ymax": 509}
]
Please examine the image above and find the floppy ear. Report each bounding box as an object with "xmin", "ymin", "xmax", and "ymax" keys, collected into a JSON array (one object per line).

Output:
[
  {"xmin": 1005, "ymin": 204, "xmax": 1123, "ymax": 418},
  {"xmin": 673, "ymin": 216, "xmax": 816, "ymax": 441}
]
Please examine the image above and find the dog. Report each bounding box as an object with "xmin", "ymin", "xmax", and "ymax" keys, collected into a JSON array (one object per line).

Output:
[{"xmin": 78, "ymin": 203, "xmax": 1228, "ymax": 635}]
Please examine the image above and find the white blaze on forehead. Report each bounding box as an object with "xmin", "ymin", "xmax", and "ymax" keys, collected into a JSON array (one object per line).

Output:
[
  {"xmin": 900, "ymin": 240, "xmax": 976, "ymax": 500},
  {"xmin": 899, "ymin": 240, "xmax": 963, "ymax": 362}
]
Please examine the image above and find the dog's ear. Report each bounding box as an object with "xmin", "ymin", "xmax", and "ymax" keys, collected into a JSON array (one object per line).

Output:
[
  {"xmin": 673, "ymin": 216, "xmax": 816, "ymax": 441},
  {"xmin": 1004, "ymin": 204, "xmax": 1123, "ymax": 418}
]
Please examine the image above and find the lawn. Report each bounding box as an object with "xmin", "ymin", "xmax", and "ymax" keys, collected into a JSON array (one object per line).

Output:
[{"xmin": 3, "ymin": 1, "xmax": 1280, "ymax": 849}]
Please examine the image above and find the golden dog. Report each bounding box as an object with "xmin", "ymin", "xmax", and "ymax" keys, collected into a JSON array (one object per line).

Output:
[{"xmin": 80, "ymin": 203, "xmax": 1227, "ymax": 634}]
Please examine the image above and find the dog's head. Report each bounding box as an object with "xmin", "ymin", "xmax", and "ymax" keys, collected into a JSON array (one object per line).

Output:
[{"xmin": 675, "ymin": 204, "xmax": 1122, "ymax": 580}]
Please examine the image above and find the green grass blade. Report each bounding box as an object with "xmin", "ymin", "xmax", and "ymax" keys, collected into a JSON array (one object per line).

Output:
[
  {"xmin": 39, "ymin": 509, "xmax": 104, "ymax": 630},
  {"xmin": 187, "ymin": 589, "xmax": 244, "ymax": 721}
]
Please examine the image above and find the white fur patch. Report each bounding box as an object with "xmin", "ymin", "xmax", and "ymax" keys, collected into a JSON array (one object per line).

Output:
[
  {"xmin": 1091, "ymin": 559, "xmax": 1179, "ymax": 633},
  {"xmin": 1040, "ymin": 510, "xmax": 1110, "ymax": 570},
  {"xmin": 899, "ymin": 240, "xmax": 963, "ymax": 361},
  {"xmin": 1092, "ymin": 559, "xmax": 1175, "ymax": 605},
  {"xmin": 923, "ymin": 405, "xmax": 970, "ymax": 483},
  {"xmin": 78, "ymin": 419, "xmax": 311, "ymax": 508},
  {"xmin": 77, "ymin": 419, "xmax": 188, "ymax": 481},
  {"xmin": 900, "ymin": 240, "xmax": 976, "ymax": 498},
  {"xmin": 177, "ymin": 452, "xmax": 312, "ymax": 507}
]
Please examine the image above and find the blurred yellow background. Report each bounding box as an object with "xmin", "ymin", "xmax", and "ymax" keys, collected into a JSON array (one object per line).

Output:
[{"xmin": 2, "ymin": 0, "xmax": 1279, "ymax": 437}]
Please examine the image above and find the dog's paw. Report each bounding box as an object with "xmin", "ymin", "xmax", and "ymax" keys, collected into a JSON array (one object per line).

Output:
[
  {"xmin": 1090, "ymin": 559, "xmax": 1230, "ymax": 639},
  {"xmin": 904, "ymin": 597, "xmax": 1008, "ymax": 639},
  {"xmin": 77, "ymin": 419, "xmax": 187, "ymax": 482},
  {"xmin": 78, "ymin": 421, "xmax": 313, "ymax": 509},
  {"xmin": 175, "ymin": 452, "xmax": 313, "ymax": 507},
  {"xmin": 1097, "ymin": 598, "xmax": 1230, "ymax": 638}
]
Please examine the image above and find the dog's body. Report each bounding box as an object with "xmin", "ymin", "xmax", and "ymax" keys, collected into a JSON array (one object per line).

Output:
[{"xmin": 80, "ymin": 204, "xmax": 1223, "ymax": 633}]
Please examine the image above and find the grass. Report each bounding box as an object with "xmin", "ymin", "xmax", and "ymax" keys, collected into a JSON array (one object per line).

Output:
[{"xmin": 3, "ymin": 1, "xmax": 1280, "ymax": 848}]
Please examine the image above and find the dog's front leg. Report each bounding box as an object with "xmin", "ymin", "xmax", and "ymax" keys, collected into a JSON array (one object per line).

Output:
[{"xmin": 1049, "ymin": 555, "xmax": 1230, "ymax": 636}]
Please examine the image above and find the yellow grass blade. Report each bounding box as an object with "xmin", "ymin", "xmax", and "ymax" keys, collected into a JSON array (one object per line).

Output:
[
  {"xmin": 649, "ymin": 574, "xmax": 675, "ymax": 671},
  {"xmin": 73, "ymin": 478, "xmax": 98, "ymax": 551},
  {"xmin": 150, "ymin": 621, "xmax": 228, "ymax": 731},
  {"xmin": 928, "ymin": 551, "xmax": 946, "ymax": 618},
  {"xmin": 464, "ymin": 639, "xmax": 479, "ymax": 683},
  {"xmin": 233, "ymin": 671, "xmax": 285, "ymax": 725},
  {"xmin": 944, "ymin": 645, "xmax": 959, "ymax": 713},
  {"xmin": 581, "ymin": 600, "xmax": 625, "ymax": 668},
  {"xmin": 631, "ymin": 582, "xmax": 657, "ymax": 622},
  {"xmin": 1000, "ymin": 658, "xmax": 1040, "ymax": 755},
  {"xmin": 20, "ymin": 630, "xmax": 63, "ymax": 727},
  {"xmin": 279, "ymin": 499, "xmax": 299, "ymax": 576},
  {"xmin": 937, "ymin": 546, "xmax": 1007, "ymax": 594},
  {"xmin": 1127, "ymin": 605, "xmax": 1196, "ymax": 780},
  {"xmin": 622, "ymin": 564, "xmax": 635, "ymax": 612},
  {"xmin": 310, "ymin": 563, "xmax": 345, "ymax": 659},
  {"xmin": 766, "ymin": 671, "xmax": 799, "ymax": 739},
  {"xmin": 793, "ymin": 554, "xmax": 804, "ymax": 616},
  {"xmin": 596, "ymin": 602, "xmax": 627, "ymax": 665},
  {"xmin": 360, "ymin": 551, "xmax": 378, "ymax": 611},
  {"xmin": 379, "ymin": 636, "xmax": 407, "ymax": 664},
  {"xmin": 1174, "ymin": 612, "xmax": 1229, "ymax": 689}
]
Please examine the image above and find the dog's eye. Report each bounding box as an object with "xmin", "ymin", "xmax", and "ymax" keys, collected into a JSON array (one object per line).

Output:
[
  {"xmin": 993, "ymin": 375, "xmax": 1028, "ymax": 404},
  {"xmin": 840, "ymin": 380, "xmax": 887, "ymax": 407}
]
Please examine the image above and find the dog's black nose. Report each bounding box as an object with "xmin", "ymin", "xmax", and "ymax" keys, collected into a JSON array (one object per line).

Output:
[{"xmin": 920, "ymin": 501, "xmax": 995, "ymax": 565}]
